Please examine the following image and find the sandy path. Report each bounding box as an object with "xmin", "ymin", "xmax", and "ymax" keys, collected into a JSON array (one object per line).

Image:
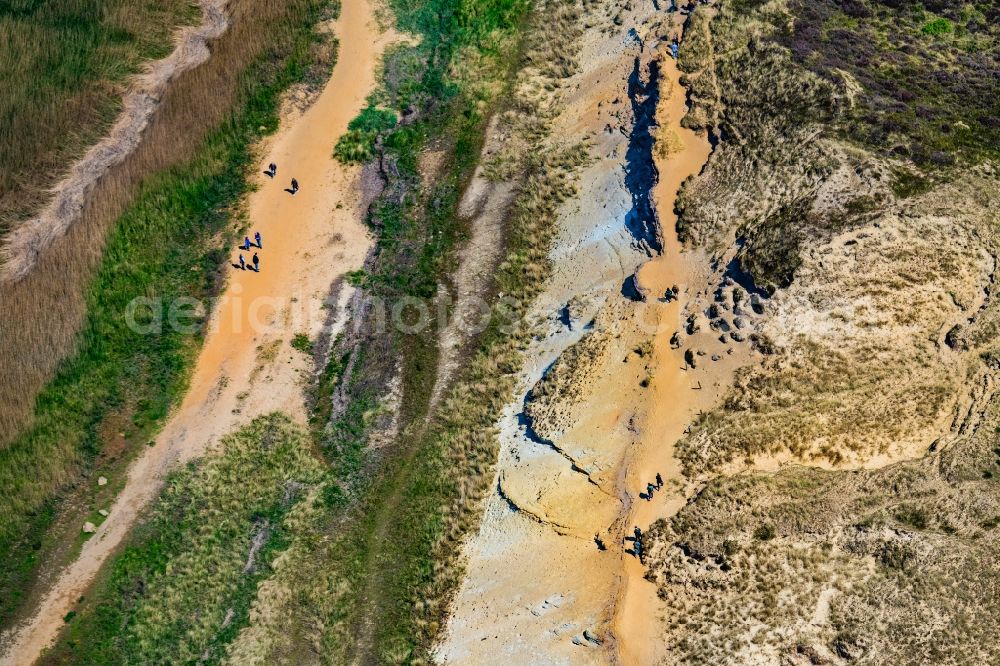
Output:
[
  {"xmin": 0, "ymin": 0, "xmax": 391, "ymax": 661},
  {"xmin": 610, "ymin": 50, "xmax": 713, "ymax": 666}
]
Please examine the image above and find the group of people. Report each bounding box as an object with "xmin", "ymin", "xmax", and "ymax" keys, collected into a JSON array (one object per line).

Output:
[
  {"xmin": 236, "ymin": 231, "xmax": 262, "ymax": 272},
  {"xmin": 642, "ymin": 472, "xmax": 664, "ymax": 500},
  {"xmin": 265, "ymin": 162, "xmax": 299, "ymax": 195},
  {"xmin": 628, "ymin": 526, "xmax": 645, "ymax": 562},
  {"xmin": 233, "ymin": 162, "xmax": 300, "ymax": 272},
  {"xmin": 594, "ymin": 472, "xmax": 666, "ymax": 556}
]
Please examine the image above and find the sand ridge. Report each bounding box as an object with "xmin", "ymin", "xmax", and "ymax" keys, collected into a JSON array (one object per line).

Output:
[{"xmin": 0, "ymin": 0, "xmax": 395, "ymax": 661}]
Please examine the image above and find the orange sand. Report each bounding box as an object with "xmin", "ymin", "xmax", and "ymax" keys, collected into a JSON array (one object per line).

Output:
[{"xmin": 611, "ymin": 49, "xmax": 714, "ymax": 666}]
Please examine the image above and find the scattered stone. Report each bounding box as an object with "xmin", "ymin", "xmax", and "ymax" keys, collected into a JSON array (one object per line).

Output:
[
  {"xmin": 670, "ymin": 331, "xmax": 682, "ymax": 349},
  {"xmin": 99, "ymin": 509, "xmax": 109, "ymax": 517},
  {"xmin": 531, "ymin": 594, "xmax": 564, "ymax": 617},
  {"xmin": 583, "ymin": 629, "xmax": 604, "ymax": 646},
  {"xmin": 622, "ymin": 274, "xmax": 647, "ymax": 302},
  {"xmin": 733, "ymin": 316, "xmax": 746, "ymax": 329},
  {"xmin": 711, "ymin": 354, "xmax": 721, "ymax": 361},
  {"xmin": 97, "ymin": 476, "xmax": 108, "ymax": 487},
  {"xmin": 730, "ymin": 331, "xmax": 745, "ymax": 342},
  {"xmin": 684, "ymin": 349, "xmax": 697, "ymax": 368},
  {"xmin": 82, "ymin": 522, "xmax": 96, "ymax": 534},
  {"xmin": 944, "ymin": 324, "xmax": 966, "ymax": 351}
]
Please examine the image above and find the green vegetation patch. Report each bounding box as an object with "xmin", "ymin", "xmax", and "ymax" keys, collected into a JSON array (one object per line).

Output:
[
  {"xmin": 782, "ymin": 0, "xmax": 1000, "ymax": 166},
  {"xmin": 334, "ymin": 106, "xmax": 399, "ymax": 163},
  {"xmin": 45, "ymin": 414, "xmax": 325, "ymax": 664}
]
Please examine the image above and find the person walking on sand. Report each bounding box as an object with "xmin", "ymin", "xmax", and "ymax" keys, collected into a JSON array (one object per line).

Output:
[
  {"xmin": 254, "ymin": 231, "xmax": 262, "ymax": 249},
  {"xmin": 655, "ymin": 472, "xmax": 663, "ymax": 489},
  {"xmin": 243, "ymin": 235, "xmax": 252, "ymax": 251},
  {"xmin": 265, "ymin": 162, "xmax": 277, "ymax": 178},
  {"xmin": 239, "ymin": 254, "xmax": 246, "ymax": 270},
  {"xmin": 288, "ymin": 178, "xmax": 299, "ymax": 195},
  {"xmin": 252, "ymin": 252, "xmax": 260, "ymax": 272}
]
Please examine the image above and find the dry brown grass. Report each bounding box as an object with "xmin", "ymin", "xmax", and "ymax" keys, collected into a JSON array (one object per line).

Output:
[
  {"xmin": 0, "ymin": 0, "xmax": 197, "ymax": 234},
  {"xmin": 0, "ymin": 0, "xmax": 333, "ymax": 447}
]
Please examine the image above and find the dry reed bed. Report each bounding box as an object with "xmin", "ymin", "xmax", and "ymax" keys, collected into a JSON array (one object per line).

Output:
[
  {"xmin": 0, "ymin": 0, "xmax": 334, "ymax": 628},
  {"xmin": 0, "ymin": 0, "xmax": 196, "ymax": 234},
  {"xmin": 2, "ymin": 0, "xmax": 230, "ymax": 283}
]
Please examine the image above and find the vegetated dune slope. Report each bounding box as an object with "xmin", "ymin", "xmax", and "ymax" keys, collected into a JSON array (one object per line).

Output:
[
  {"xmin": 0, "ymin": 0, "xmax": 391, "ymax": 661},
  {"xmin": 643, "ymin": 1, "xmax": 1000, "ymax": 664}
]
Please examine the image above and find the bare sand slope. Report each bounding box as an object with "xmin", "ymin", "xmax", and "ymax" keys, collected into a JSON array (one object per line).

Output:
[
  {"xmin": 0, "ymin": 0, "xmax": 392, "ymax": 662},
  {"xmin": 437, "ymin": 7, "xmax": 745, "ymax": 664}
]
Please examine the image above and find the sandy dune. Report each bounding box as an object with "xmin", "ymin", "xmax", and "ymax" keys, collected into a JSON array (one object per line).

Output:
[
  {"xmin": 0, "ymin": 0, "xmax": 393, "ymax": 661},
  {"xmin": 437, "ymin": 7, "xmax": 746, "ymax": 664}
]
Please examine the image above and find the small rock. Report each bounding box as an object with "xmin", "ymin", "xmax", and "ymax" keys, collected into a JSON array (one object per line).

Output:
[
  {"xmin": 711, "ymin": 354, "xmax": 721, "ymax": 361},
  {"xmin": 82, "ymin": 522, "xmax": 96, "ymax": 534},
  {"xmin": 97, "ymin": 476, "xmax": 108, "ymax": 487},
  {"xmin": 733, "ymin": 317, "xmax": 746, "ymax": 329},
  {"xmin": 730, "ymin": 331, "xmax": 745, "ymax": 342},
  {"xmin": 99, "ymin": 509, "xmax": 109, "ymax": 517},
  {"xmin": 583, "ymin": 629, "xmax": 604, "ymax": 646}
]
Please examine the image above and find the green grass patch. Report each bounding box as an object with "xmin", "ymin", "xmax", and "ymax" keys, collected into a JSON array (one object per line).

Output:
[
  {"xmin": 290, "ymin": 333, "xmax": 314, "ymax": 355},
  {"xmin": 44, "ymin": 414, "xmax": 325, "ymax": 664},
  {"xmin": 921, "ymin": 17, "xmax": 953, "ymax": 36},
  {"xmin": 334, "ymin": 105, "xmax": 399, "ymax": 163}
]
